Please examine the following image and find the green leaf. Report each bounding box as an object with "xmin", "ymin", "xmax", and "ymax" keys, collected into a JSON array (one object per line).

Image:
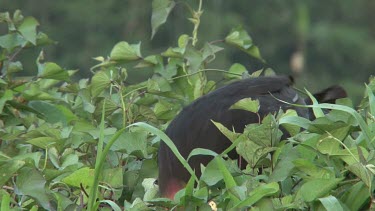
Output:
[
  {"xmin": 29, "ymin": 101, "xmax": 76, "ymax": 125},
  {"xmin": 178, "ymin": 34, "xmax": 190, "ymax": 48},
  {"xmin": 318, "ymin": 195, "xmax": 344, "ymax": 211},
  {"xmin": 37, "ymin": 62, "xmax": 69, "ymax": 81},
  {"xmin": 110, "ymin": 41, "xmax": 142, "ymax": 61},
  {"xmin": 16, "ymin": 167, "xmax": 52, "ymax": 210},
  {"xmin": 211, "ymin": 120, "xmax": 239, "ymax": 143},
  {"xmin": 185, "ymin": 44, "xmax": 204, "ymax": 73},
  {"xmin": 91, "ymin": 70, "xmax": 111, "ymax": 96},
  {"xmin": 154, "ymin": 100, "xmax": 179, "ymax": 120},
  {"xmin": 109, "ymin": 130, "xmax": 148, "ymax": 157},
  {"xmin": 0, "ymin": 191, "xmax": 11, "ymax": 211},
  {"xmin": 18, "ymin": 17, "xmax": 39, "ymax": 45},
  {"xmin": 234, "ymin": 183, "xmax": 279, "ymax": 208},
  {"xmin": 340, "ymin": 181, "xmax": 369, "ymax": 211},
  {"xmin": 151, "ymin": 0, "xmax": 175, "ymax": 38},
  {"xmin": 147, "ymin": 75, "xmax": 172, "ymax": 93},
  {"xmin": 0, "ymin": 160, "xmax": 25, "ymax": 187},
  {"xmin": 27, "ymin": 137, "xmax": 58, "ymax": 149},
  {"xmin": 297, "ymin": 178, "xmax": 343, "ymax": 202},
  {"xmin": 202, "ymin": 42, "xmax": 224, "ymax": 62},
  {"xmin": 229, "ymin": 97, "xmax": 259, "ymax": 113},
  {"xmin": 62, "ymin": 167, "xmax": 95, "ymax": 188},
  {"xmin": 225, "ymin": 63, "xmax": 247, "ymax": 79},
  {"xmin": 347, "ymin": 162, "xmax": 373, "ymax": 188},
  {"xmin": 278, "ymin": 109, "xmax": 303, "ymax": 136},
  {"xmin": 200, "ymin": 158, "xmax": 223, "ymax": 186},
  {"xmin": 0, "ymin": 33, "xmax": 27, "ymax": 50},
  {"xmin": 236, "ymin": 137, "xmax": 275, "ymax": 168},
  {"xmin": 225, "ymin": 26, "xmax": 263, "ymax": 61},
  {"xmin": 293, "ymin": 159, "xmax": 334, "ymax": 179}
]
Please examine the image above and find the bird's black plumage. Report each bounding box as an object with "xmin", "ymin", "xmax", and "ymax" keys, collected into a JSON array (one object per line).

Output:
[{"xmin": 157, "ymin": 76, "xmax": 346, "ymax": 198}]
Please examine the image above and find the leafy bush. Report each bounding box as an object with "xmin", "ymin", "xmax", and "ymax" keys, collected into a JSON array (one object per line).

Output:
[{"xmin": 1, "ymin": 1, "xmax": 375, "ymax": 210}]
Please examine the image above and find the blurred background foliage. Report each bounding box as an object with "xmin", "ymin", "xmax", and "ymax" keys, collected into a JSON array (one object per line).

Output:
[{"xmin": 2, "ymin": 0, "xmax": 374, "ymax": 103}]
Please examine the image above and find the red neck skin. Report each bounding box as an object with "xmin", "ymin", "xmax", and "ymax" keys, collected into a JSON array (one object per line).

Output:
[{"xmin": 162, "ymin": 178, "xmax": 185, "ymax": 200}]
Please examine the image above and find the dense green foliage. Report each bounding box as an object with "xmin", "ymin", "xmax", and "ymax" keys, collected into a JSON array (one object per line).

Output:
[
  {"xmin": 1, "ymin": 0, "xmax": 374, "ymax": 102},
  {"xmin": 1, "ymin": 1, "xmax": 375, "ymax": 210}
]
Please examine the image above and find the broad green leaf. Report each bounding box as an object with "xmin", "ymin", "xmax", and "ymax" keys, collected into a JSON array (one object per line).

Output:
[
  {"xmin": 103, "ymin": 168, "xmax": 124, "ymax": 199},
  {"xmin": 200, "ymin": 158, "xmax": 223, "ymax": 186},
  {"xmin": 243, "ymin": 115, "xmax": 282, "ymax": 147},
  {"xmin": 18, "ymin": 16, "xmax": 39, "ymax": 45},
  {"xmin": 16, "ymin": 167, "xmax": 52, "ymax": 210},
  {"xmin": 79, "ymin": 88, "xmax": 96, "ymax": 113},
  {"xmin": 161, "ymin": 47, "xmax": 184, "ymax": 58},
  {"xmin": 151, "ymin": 0, "xmax": 175, "ymax": 38},
  {"xmin": 202, "ymin": 42, "xmax": 224, "ymax": 62},
  {"xmin": 91, "ymin": 70, "xmax": 111, "ymax": 96},
  {"xmin": 234, "ymin": 182, "xmax": 279, "ymax": 208},
  {"xmin": 154, "ymin": 100, "xmax": 179, "ymax": 120},
  {"xmin": 318, "ymin": 195, "xmax": 344, "ymax": 211},
  {"xmin": 316, "ymin": 126, "xmax": 351, "ymax": 155},
  {"xmin": 142, "ymin": 178, "xmax": 158, "ymax": 201},
  {"xmin": 62, "ymin": 167, "xmax": 95, "ymax": 188},
  {"xmin": 147, "ymin": 75, "xmax": 172, "ymax": 93},
  {"xmin": 37, "ymin": 62, "xmax": 69, "ymax": 81},
  {"xmin": 225, "ymin": 63, "xmax": 247, "ymax": 79},
  {"xmin": 185, "ymin": 45, "xmax": 204, "ymax": 73},
  {"xmin": 27, "ymin": 137, "xmax": 58, "ymax": 149},
  {"xmin": 29, "ymin": 101, "xmax": 73, "ymax": 125},
  {"xmin": 297, "ymin": 178, "xmax": 343, "ymax": 202},
  {"xmin": 293, "ymin": 159, "xmax": 334, "ymax": 179},
  {"xmin": 236, "ymin": 138, "xmax": 275, "ymax": 168},
  {"xmin": 110, "ymin": 41, "xmax": 142, "ymax": 61},
  {"xmin": 269, "ymin": 143, "xmax": 299, "ymax": 182},
  {"xmin": 278, "ymin": 109, "xmax": 304, "ymax": 136},
  {"xmin": 229, "ymin": 97, "xmax": 259, "ymax": 113},
  {"xmin": 0, "ymin": 160, "xmax": 25, "ymax": 187},
  {"xmin": 211, "ymin": 120, "xmax": 240, "ymax": 143},
  {"xmin": 0, "ymin": 33, "xmax": 27, "ymax": 50},
  {"xmin": 109, "ymin": 130, "xmax": 148, "ymax": 157},
  {"xmin": 60, "ymin": 154, "xmax": 79, "ymax": 170},
  {"xmin": 225, "ymin": 26, "xmax": 263, "ymax": 61}
]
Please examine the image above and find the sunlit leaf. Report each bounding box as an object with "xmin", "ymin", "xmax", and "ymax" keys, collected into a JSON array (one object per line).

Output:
[{"xmin": 110, "ymin": 41, "xmax": 142, "ymax": 61}]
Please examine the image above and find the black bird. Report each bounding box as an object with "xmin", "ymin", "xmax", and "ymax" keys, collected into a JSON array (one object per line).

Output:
[{"xmin": 157, "ymin": 75, "xmax": 346, "ymax": 198}]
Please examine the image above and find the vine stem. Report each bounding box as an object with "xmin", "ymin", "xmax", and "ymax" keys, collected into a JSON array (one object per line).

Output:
[{"xmin": 191, "ymin": 0, "xmax": 203, "ymax": 46}]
